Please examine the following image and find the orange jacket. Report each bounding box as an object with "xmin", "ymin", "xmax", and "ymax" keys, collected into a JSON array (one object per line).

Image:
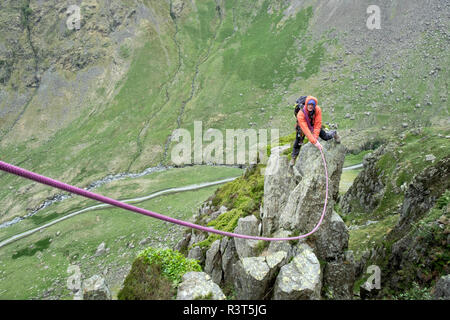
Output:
[{"xmin": 296, "ymin": 96, "xmax": 322, "ymax": 145}]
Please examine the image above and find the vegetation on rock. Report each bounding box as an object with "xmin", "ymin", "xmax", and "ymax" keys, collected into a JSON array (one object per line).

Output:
[{"xmin": 118, "ymin": 247, "xmax": 201, "ymax": 300}]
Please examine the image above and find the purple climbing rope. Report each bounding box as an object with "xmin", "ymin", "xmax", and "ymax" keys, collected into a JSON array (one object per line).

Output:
[{"xmin": 0, "ymin": 149, "xmax": 328, "ymax": 242}]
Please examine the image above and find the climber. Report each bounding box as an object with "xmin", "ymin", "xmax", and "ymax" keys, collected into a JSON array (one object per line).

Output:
[{"xmin": 289, "ymin": 95, "xmax": 340, "ymax": 167}]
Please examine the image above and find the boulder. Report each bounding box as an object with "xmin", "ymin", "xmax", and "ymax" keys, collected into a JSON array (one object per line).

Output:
[
  {"xmin": 392, "ymin": 156, "xmax": 450, "ymax": 239},
  {"xmin": 173, "ymin": 232, "xmax": 191, "ymax": 252},
  {"xmin": 204, "ymin": 240, "xmax": 222, "ymax": 284},
  {"xmin": 425, "ymin": 154, "xmax": 436, "ymax": 163},
  {"xmin": 273, "ymin": 244, "xmax": 322, "ymax": 300},
  {"xmin": 262, "ymin": 145, "xmax": 296, "ymax": 236},
  {"xmin": 278, "ymin": 141, "xmax": 346, "ymax": 260},
  {"xmin": 267, "ymin": 229, "xmax": 295, "ymax": 259},
  {"xmin": 234, "ymin": 257, "xmax": 270, "ymax": 300},
  {"xmin": 234, "ymin": 215, "xmax": 260, "ymax": 259},
  {"xmin": 220, "ymin": 237, "xmax": 239, "ymax": 285},
  {"xmin": 340, "ymin": 145, "xmax": 390, "ymax": 214},
  {"xmin": 234, "ymin": 251, "xmax": 287, "ymax": 300},
  {"xmin": 314, "ymin": 211, "xmax": 349, "ymax": 260},
  {"xmin": 82, "ymin": 275, "xmax": 111, "ymax": 300},
  {"xmin": 265, "ymin": 251, "xmax": 288, "ymax": 271},
  {"xmin": 176, "ymin": 272, "xmax": 226, "ymax": 300},
  {"xmin": 187, "ymin": 246, "xmax": 205, "ymax": 265},
  {"xmin": 94, "ymin": 242, "xmax": 106, "ymax": 256},
  {"xmin": 433, "ymin": 274, "xmax": 450, "ymax": 300},
  {"xmin": 323, "ymin": 251, "xmax": 355, "ymax": 300},
  {"xmin": 359, "ymin": 280, "xmax": 380, "ymax": 300},
  {"xmin": 205, "ymin": 206, "xmax": 227, "ymax": 224}
]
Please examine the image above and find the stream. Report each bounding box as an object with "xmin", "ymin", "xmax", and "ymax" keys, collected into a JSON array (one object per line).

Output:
[{"xmin": 0, "ymin": 164, "xmax": 174, "ymax": 229}]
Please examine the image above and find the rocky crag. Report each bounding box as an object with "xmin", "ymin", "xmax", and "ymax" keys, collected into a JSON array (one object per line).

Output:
[
  {"xmin": 339, "ymin": 131, "xmax": 449, "ymax": 299},
  {"xmin": 361, "ymin": 156, "xmax": 449, "ymax": 299},
  {"xmin": 175, "ymin": 139, "xmax": 355, "ymax": 300}
]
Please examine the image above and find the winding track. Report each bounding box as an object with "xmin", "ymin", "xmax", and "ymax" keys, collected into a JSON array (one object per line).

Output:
[
  {"xmin": 0, "ymin": 161, "xmax": 361, "ymax": 248},
  {"xmin": 0, "ymin": 176, "xmax": 238, "ymax": 248}
]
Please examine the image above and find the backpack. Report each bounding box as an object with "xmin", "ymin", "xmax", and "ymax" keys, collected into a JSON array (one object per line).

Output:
[{"xmin": 294, "ymin": 96, "xmax": 307, "ymax": 117}]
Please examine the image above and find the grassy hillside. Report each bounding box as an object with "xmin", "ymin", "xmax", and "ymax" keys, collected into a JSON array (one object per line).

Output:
[
  {"xmin": 339, "ymin": 126, "xmax": 450, "ymax": 298},
  {"xmin": 1, "ymin": 0, "xmax": 448, "ymax": 225},
  {"xmin": 342, "ymin": 126, "xmax": 449, "ymax": 228},
  {"xmin": 0, "ymin": 165, "xmax": 242, "ymax": 299},
  {"xmin": 0, "ymin": 0, "xmax": 448, "ymax": 300},
  {"xmin": 0, "ymin": 165, "xmax": 242, "ymax": 242}
]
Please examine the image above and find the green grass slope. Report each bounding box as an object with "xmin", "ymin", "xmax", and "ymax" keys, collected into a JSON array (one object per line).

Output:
[{"xmin": 2, "ymin": 0, "xmax": 448, "ymax": 226}]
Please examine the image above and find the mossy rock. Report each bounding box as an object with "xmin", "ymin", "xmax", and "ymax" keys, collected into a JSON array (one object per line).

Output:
[
  {"xmin": 118, "ymin": 256, "xmax": 176, "ymax": 300},
  {"xmin": 211, "ymin": 164, "xmax": 264, "ymax": 216},
  {"xmin": 194, "ymin": 208, "xmax": 245, "ymax": 249},
  {"xmin": 118, "ymin": 247, "xmax": 202, "ymax": 300}
]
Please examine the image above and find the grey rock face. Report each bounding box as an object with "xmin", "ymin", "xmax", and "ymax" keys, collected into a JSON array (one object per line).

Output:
[
  {"xmin": 280, "ymin": 140, "xmax": 345, "ymax": 227},
  {"xmin": 267, "ymin": 229, "xmax": 295, "ymax": 259},
  {"xmin": 221, "ymin": 237, "xmax": 239, "ymax": 285},
  {"xmin": 392, "ymin": 156, "xmax": 450, "ymax": 239},
  {"xmin": 234, "ymin": 251, "xmax": 287, "ymax": 300},
  {"xmin": 359, "ymin": 280, "xmax": 380, "ymax": 300},
  {"xmin": 323, "ymin": 252, "xmax": 355, "ymax": 300},
  {"xmin": 433, "ymin": 275, "xmax": 450, "ymax": 300},
  {"xmin": 82, "ymin": 275, "xmax": 111, "ymax": 300},
  {"xmin": 174, "ymin": 232, "xmax": 191, "ymax": 252},
  {"xmin": 346, "ymin": 153, "xmax": 449, "ymax": 294},
  {"xmin": 94, "ymin": 242, "xmax": 106, "ymax": 256},
  {"xmin": 262, "ymin": 145, "xmax": 296, "ymax": 236},
  {"xmin": 204, "ymin": 240, "xmax": 222, "ymax": 284},
  {"xmin": 187, "ymin": 246, "xmax": 205, "ymax": 265},
  {"xmin": 273, "ymin": 244, "xmax": 322, "ymax": 300},
  {"xmin": 265, "ymin": 251, "xmax": 288, "ymax": 270},
  {"xmin": 234, "ymin": 215, "xmax": 260, "ymax": 259},
  {"xmin": 177, "ymin": 272, "xmax": 226, "ymax": 300},
  {"xmin": 315, "ymin": 211, "xmax": 349, "ymax": 260},
  {"xmin": 188, "ymin": 231, "xmax": 206, "ymax": 248},
  {"xmin": 340, "ymin": 145, "xmax": 390, "ymax": 214},
  {"xmin": 278, "ymin": 141, "xmax": 347, "ymax": 260},
  {"xmin": 234, "ymin": 257, "xmax": 270, "ymax": 300},
  {"xmin": 178, "ymin": 137, "xmax": 351, "ymax": 300}
]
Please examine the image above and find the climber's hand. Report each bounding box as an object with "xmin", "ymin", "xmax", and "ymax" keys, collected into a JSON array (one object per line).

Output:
[{"xmin": 314, "ymin": 141, "xmax": 322, "ymax": 151}]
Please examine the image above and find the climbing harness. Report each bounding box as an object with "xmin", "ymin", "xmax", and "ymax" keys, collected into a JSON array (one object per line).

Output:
[{"xmin": 0, "ymin": 149, "xmax": 328, "ymax": 242}]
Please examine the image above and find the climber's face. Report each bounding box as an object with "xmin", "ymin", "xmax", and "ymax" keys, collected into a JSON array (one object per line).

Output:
[{"xmin": 307, "ymin": 103, "xmax": 314, "ymax": 112}]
